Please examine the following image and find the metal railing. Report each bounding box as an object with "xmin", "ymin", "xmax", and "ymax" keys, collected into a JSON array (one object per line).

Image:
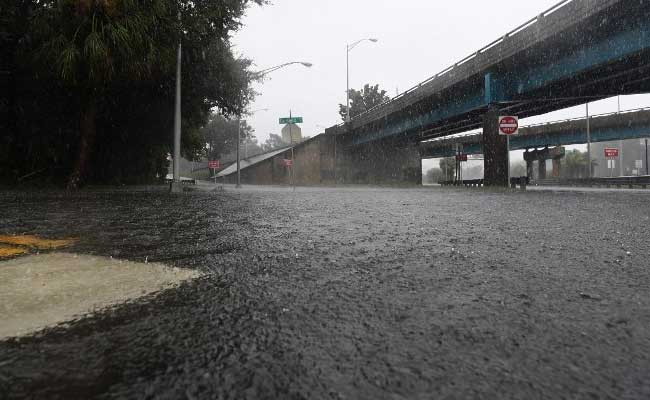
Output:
[
  {"xmin": 334, "ymin": 0, "xmax": 577, "ymax": 129},
  {"xmin": 439, "ymin": 176, "xmax": 530, "ymax": 187},
  {"xmin": 536, "ymin": 176, "xmax": 650, "ymax": 187}
]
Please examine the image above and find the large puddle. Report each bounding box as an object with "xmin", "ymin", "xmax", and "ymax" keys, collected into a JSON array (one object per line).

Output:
[{"xmin": 0, "ymin": 253, "xmax": 200, "ymax": 340}]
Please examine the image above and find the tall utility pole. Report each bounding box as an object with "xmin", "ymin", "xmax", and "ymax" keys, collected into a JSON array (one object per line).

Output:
[
  {"xmin": 171, "ymin": 11, "xmax": 183, "ymax": 193},
  {"xmin": 646, "ymin": 138, "xmax": 649, "ymax": 176},
  {"xmin": 333, "ymin": 133, "xmax": 337, "ymax": 184},
  {"xmin": 346, "ymin": 46, "xmax": 350, "ymax": 123},
  {"xmin": 586, "ymin": 103, "xmax": 592, "ymax": 178},
  {"xmin": 620, "ymin": 139, "xmax": 624, "ymax": 176},
  {"xmin": 236, "ymin": 118, "xmax": 241, "ymax": 188}
]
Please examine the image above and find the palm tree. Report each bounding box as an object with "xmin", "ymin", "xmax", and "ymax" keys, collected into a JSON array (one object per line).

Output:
[{"xmin": 33, "ymin": 0, "xmax": 176, "ymax": 188}]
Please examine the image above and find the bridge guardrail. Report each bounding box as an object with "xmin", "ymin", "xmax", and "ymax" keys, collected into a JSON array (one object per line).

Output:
[{"xmin": 333, "ymin": 0, "xmax": 577, "ymax": 130}]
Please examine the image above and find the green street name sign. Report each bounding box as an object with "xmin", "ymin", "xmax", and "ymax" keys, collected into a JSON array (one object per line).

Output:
[{"xmin": 279, "ymin": 117, "xmax": 303, "ymax": 124}]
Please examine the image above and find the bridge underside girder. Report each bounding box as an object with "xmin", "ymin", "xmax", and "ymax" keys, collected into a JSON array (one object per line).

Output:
[{"xmin": 420, "ymin": 109, "xmax": 650, "ymax": 159}]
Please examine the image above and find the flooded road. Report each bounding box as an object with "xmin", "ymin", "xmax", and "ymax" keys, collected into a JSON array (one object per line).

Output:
[{"xmin": 1, "ymin": 186, "xmax": 649, "ymax": 399}]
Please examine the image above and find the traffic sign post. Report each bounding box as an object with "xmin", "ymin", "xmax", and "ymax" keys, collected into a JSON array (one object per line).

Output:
[
  {"xmin": 279, "ymin": 117, "xmax": 304, "ymax": 124},
  {"xmin": 279, "ymin": 111, "xmax": 304, "ymax": 190},
  {"xmin": 498, "ymin": 116, "xmax": 519, "ymax": 187},
  {"xmin": 604, "ymin": 148, "xmax": 619, "ymax": 177},
  {"xmin": 209, "ymin": 160, "xmax": 220, "ymax": 184}
]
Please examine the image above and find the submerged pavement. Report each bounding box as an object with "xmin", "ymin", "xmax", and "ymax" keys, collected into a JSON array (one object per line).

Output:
[{"xmin": 0, "ymin": 186, "xmax": 649, "ymax": 399}]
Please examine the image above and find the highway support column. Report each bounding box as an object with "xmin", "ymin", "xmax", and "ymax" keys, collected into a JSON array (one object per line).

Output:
[
  {"xmin": 482, "ymin": 106, "xmax": 509, "ymax": 186},
  {"xmin": 538, "ymin": 159, "xmax": 547, "ymax": 180}
]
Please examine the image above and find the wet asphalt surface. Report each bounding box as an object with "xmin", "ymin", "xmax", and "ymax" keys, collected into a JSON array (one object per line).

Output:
[{"xmin": 1, "ymin": 185, "xmax": 649, "ymax": 399}]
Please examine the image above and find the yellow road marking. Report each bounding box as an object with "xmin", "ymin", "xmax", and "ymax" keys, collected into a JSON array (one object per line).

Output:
[
  {"xmin": 0, "ymin": 235, "xmax": 78, "ymax": 250},
  {"xmin": 0, "ymin": 245, "xmax": 29, "ymax": 258}
]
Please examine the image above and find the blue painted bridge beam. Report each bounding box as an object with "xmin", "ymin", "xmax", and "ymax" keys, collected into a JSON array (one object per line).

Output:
[
  {"xmin": 420, "ymin": 110, "xmax": 650, "ymax": 159},
  {"xmin": 349, "ymin": 3, "xmax": 650, "ymax": 148}
]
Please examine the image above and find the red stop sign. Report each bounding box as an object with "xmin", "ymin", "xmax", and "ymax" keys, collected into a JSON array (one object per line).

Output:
[{"xmin": 498, "ymin": 116, "xmax": 519, "ymax": 135}]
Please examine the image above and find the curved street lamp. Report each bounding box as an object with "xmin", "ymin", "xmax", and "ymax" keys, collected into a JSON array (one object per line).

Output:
[
  {"xmin": 236, "ymin": 61, "xmax": 313, "ymax": 188},
  {"xmin": 346, "ymin": 38, "xmax": 378, "ymax": 123},
  {"xmin": 255, "ymin": 61, "xmax": 313, "ymax": 78}
]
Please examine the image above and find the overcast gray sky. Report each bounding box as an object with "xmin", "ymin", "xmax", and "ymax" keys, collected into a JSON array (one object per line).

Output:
[{"xmin": 233, "ymin": 0, "xmax": 650, "ymax": 162}]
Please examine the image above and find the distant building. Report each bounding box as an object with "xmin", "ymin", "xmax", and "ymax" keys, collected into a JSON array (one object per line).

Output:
[
  {"xmin": 281, "ymin": 123, "xmax": 302, "ymax": 144},
  {"xmin": 592, "ymin": 138, "xmax": 649, "ymax": 177}
]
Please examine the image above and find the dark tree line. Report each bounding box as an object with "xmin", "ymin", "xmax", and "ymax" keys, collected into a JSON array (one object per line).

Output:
[{"xmin": 0, "ymin": 0, "xmax": 264, "ymax": 187}]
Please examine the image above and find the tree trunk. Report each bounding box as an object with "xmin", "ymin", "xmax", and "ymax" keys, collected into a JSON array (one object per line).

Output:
[{"xmin": 67, "ymin": 99, "xmax": 97, "ymax": 189}]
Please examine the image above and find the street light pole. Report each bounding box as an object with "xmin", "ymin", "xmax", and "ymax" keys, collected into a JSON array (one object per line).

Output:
[
  {"xmin": 346, "ymin": 38, "xmax": 378, "ymax": 123},
  {"xmin": 255, "ymin": 61, "xmax": 312, "ymax": 77},
  {"xmin": 236, "ymin": 117, "xmax": 241, "ymax": 188},
  {"xmin": 346, "ymin": 45, "xmax": 350, "ymax": 123},
  {"xmin": 171, "ymin": 14, "xmax": 182, "ymax": 193}
]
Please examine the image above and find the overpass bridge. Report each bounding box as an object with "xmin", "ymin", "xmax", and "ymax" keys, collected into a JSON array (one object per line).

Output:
[
  {"xmin": 420, "ymin": 108, "xmax": 650, "ymax": 158},
  {"xmin": 327, "ymin": 0, "xmax": 650, "ymax": 186}
]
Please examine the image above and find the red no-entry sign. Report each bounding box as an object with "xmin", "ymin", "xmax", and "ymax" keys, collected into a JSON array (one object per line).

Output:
[
  {"xmin": 283, "ymin": 159, "xmax": 293, "ymax": 167},
  {"xmin": 498, "ymin": 116, "xmax": 519, "ymax": 136},
  {"xmin": 604, "ymin": 148, "xmax": 619, "ymax": 158},
  {"xmin": 209, "ymin": 160, "xmax": 220, "ymax": 169}
]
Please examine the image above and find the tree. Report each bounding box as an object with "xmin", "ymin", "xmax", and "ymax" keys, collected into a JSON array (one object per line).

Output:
[
  {"xmin": 262, "ymin": 134, "xmax": 288, "ymax": 151},
  {"xmin": 2, "ymin": 0, "xmax": 264, "ymax": 186},
  {"xmin": 424, "ymin": 168, "xmax": 444, "ymax": 184},
  {"xmin": 200, "ymin": 113, "xmax": 254, "ymax": 160},
  {"xmin": 339, "ymin": 84, "xmax": 390, "ymax": 121},
  {"xmin": 29, "ymin": 1, "xmax": 180, "ymax": 188},
  {"xmin": 510, "ymin": 161, "xmax": 527, "ymax": 177},
  {"xmin": 563, "ymin": 149, "xmax": 597, "ymax": 178},
  {"xmin": 439, "ymin": 157, "xmax": 455, "ymax": 181},
  {"xmin": 242, "ymin": 136, "xmax": 264, "ymax": 159}
]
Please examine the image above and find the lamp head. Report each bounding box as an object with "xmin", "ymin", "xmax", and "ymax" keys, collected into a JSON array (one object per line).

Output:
[
  {"xmin": 301, "ymin": 62, "xmax": 313, "ymax": 68},
  {"xmin": 369, "ymin": 38, "xmax": 379, "ymax": 43}
]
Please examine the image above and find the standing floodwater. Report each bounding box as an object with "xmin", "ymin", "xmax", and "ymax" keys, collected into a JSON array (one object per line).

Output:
[{"xmin": 1, "ymin": 186, "xmax": 649, "ymax": 399}]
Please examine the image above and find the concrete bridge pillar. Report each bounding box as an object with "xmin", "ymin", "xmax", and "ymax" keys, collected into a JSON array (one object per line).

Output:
[
  {"xmin": 482, "ymin": 107, "xmax": 509, "ymax": 186},
  {"xmin": 552, "ymin": 159, "xmax": 562, "ymax": 178},
  {"xmin": 538, "ymin": 159, "xmax": 547, "ymax": 180},
  {"xmin": 526, "ymin": 160, "xmax": 534, "ymax": 180}
]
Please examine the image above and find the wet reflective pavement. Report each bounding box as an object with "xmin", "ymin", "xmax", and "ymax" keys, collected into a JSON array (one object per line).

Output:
[{"xmin": 1, "ymin": 186, "xmax": 649, "ymax": 399}]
